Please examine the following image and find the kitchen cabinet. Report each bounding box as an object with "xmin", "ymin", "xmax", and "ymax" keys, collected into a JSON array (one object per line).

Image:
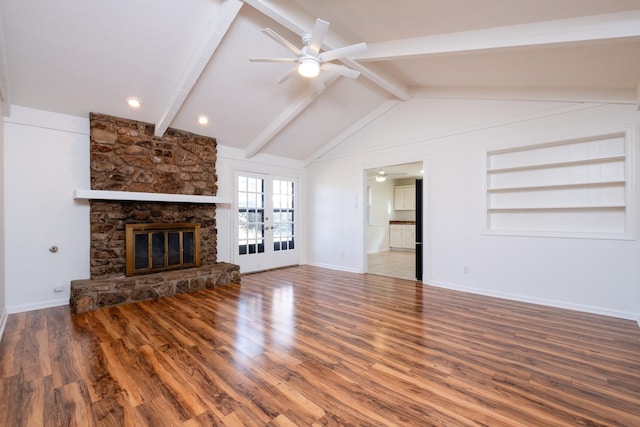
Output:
[
  {"xmin": 394, "ymin": 185, "xmax": 416, "ymax": 210},
  {"xmin": 390, "ymin": 224, "xmax": 415, "ymax": 249}
]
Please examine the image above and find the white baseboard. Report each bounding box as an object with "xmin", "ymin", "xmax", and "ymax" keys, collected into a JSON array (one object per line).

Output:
[
  {"xmin": 0, "ymin": 308, "xmax": 8, "ymax": 343},
  {"xmin": 6, "ymin": 298, "xmax": 69, "ymax": 315},
  {"xmin": 306, "ymin": 262, "xmax": 362, "ymax": 274},
  {"xmin": 427, "ymin": 280, "xmax": 640, "ymax": 323}
]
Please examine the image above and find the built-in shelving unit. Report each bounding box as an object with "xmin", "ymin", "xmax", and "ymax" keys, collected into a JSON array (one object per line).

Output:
[{"xmin": 484, "ymin": 130, "xmax": 635, "ymax": 239}]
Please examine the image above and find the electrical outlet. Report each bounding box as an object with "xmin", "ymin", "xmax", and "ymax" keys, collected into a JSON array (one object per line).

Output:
[
  {"xmin": 53, "ymin": 285, "xmax": 64, "ymax": 293},
  {"xmin": 463, "ymin": 265, "xmax": 470, "ymax": 274}
]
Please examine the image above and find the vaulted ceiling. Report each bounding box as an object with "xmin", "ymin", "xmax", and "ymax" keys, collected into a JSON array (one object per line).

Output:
[{"xmin": 1, "ymin": 0, "xmax": 639, "ymax": 164}]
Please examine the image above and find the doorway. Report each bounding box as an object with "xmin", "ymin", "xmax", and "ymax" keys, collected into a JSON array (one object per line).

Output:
[
  {"xmin": 234, "ymin": 171, "xmax": 299, "ymax": 273},
  {"xmin": 365, "ymin": 162, "xmax": 423, "ymax": 281}
]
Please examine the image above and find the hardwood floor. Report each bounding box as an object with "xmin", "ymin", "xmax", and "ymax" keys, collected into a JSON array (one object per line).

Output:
[
  {"xmin": 367, "ymin": 250, "xmax": 416, "ymax": 280},
  {"xmin": 1, "ymin": 265, "xmax": 639, "ymax": 426}
]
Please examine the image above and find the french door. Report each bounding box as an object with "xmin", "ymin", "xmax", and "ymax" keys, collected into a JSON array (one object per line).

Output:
[{"xmin": 235, "ymin": 172, "xmax": 299, "ymax": 272}]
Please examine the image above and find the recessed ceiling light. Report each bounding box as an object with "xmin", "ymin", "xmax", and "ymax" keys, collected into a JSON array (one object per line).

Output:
[
  {"xmin": 125, "ymin": 96, "xmax": 142, "ymax": 108},
  {"xmin": 196, "ymin": 115, "xmax": 209, "ymax": 125}
]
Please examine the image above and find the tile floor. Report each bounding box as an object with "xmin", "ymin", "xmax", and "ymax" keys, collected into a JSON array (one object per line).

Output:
[{"xmin": 367, "ymin": 250, "xmax": 417, "ymax": 281}]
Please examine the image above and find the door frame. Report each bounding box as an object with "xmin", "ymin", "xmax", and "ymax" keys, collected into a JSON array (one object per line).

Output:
[
  {"xmin": 232, "ymin": 170, "xmax": 300, "ymax": 273},
  {"xmin": 362, "ymin": 160, "xmax": 426, "ymax": 282}
]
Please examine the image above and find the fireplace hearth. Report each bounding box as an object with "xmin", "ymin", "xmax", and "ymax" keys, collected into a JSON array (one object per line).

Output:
[{"xmin": 69, "ymin": 113, "xmax": 240, "ymax": 313}]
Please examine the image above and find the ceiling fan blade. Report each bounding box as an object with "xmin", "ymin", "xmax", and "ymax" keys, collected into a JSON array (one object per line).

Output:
[
  {"xmin": 319, "ymin": 42, "xmax": 367, "ymax": 63},
  {"xmin": 261, "ymin": 28, "xmax": 301, "ymax": 56},
  {"xmin": 277, "ymin": 66, "xmax": 299, "ymax": 84},
  {"xmin": 249, "ymin": 57, "xmax": 298, "ymax": 63},
  {"xmin": 308, "ymin": 18, "xmax": 330, "ymax": 56},
  {"xmin": 320, "ymin": 62, "xmax": 360, "ymax": 79}
]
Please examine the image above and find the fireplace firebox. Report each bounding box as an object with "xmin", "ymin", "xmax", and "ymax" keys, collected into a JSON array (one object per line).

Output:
[{"xmin": 125, "ymin": 223, "xmax": 201, "ymax": 276}]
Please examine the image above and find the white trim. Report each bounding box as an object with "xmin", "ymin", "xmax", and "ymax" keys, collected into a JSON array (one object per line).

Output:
[
  {"xmin": 0, "ymin": 308, "xmax": 8, "ymax": 343},
  {"xmin": 306, "ymin": 262, "xmax": 361, "ymax": 274},
  {"xmin": 74, "ymin": 189, "xmax": 231, "ymax": 204},
  {"xmin": 7, "ymin": 298, "xmax": 68, "ymax": 314},
  {"xmin": 5, "ymin": 105, "xmax": 89, "ymax": 134},
  {"xmin": 426, "ymin": 279, "xmax": 640, "ymax": 322}
]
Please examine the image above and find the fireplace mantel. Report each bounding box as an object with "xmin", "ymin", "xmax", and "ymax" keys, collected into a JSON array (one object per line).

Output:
[{"xmin": 74, "ymin": 189, "xmax": 231, "ymax": 204}]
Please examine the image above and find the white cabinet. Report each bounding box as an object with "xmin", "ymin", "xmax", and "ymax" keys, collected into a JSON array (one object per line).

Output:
[
  {"xmin": 389, "ymin": 225, "xmax": 403, "ymax": 248},
  {"xmin": 390, "ymin": 224, "xmax": 415, "ymax": 249},
  {"xmin": 394, "ymin": 185, "xmax": 416, "ymax": 210}
]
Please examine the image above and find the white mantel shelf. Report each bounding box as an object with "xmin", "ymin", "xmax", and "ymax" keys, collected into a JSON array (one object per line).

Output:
[{"xmin": 74, "ymin": 189, "xmax": 231, "ymax": 204}]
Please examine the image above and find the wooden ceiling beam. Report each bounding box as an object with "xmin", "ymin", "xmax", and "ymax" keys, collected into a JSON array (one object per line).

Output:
[
  {"xmin": 242, "ymin": 0, "xmax": 410, "ymax": 101},
  {"xmin": 244, "ymin": 75, "xmax": 339, "ymax": 159},
  {"xmin": 304, "ymin": 99, "xmax": 401, "ymax": 165},
  {"xmin": 410, "ymin": 86, "xmax": 638, "ymax": 105},
  {"xmin": 154, "ymin": 0, "xmax": 243, "ymax": 137},
  {"xmin": 353, "ymin": 10, "xmax": 640, "ymax": 62}
]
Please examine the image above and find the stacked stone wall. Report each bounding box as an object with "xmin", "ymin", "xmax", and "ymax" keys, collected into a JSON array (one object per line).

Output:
[
  {"xmin": 87, "ymin": 113, "xmax": 219, "ymax": 279},
  {"xmin": 69, "ymin": 113, "xmax": 238, "ymax": 312},
  {"xmin": 90, "ymin": 112, "xmax": 218, "ymax": 195},
  {"xmin": 89, "ymin": 201, "xmax": 217, "ymax": 279}
]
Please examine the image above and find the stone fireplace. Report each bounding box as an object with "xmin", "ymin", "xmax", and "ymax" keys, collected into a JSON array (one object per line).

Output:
[{"xmin": 70, "ymin": 113, "xmax": 240, "ymax": 313}]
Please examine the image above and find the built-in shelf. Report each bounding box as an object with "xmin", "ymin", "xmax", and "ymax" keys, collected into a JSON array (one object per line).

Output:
[
  {"xmin": 487, "ymin": 205, "xmax": 626, "ymax": 212},
  {"xmin": 74, "ymin": 189, "xmax": 231, "ymax": 204},
  {"xmin": 484, "ymin": 130, "xmax": 633, "ymax": 239},
  {"xmin": 487, "ymin": 180, "xmax": 626, "ymax": 193},
  {"xmin": 486, "ymin": 154, "xmax": 626, "ymax": 174}
]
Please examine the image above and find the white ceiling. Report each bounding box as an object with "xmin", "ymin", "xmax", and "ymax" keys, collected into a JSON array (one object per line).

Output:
[{"xmin": 1, "ymin": 0, "xmax": 639, "ymax": 166}]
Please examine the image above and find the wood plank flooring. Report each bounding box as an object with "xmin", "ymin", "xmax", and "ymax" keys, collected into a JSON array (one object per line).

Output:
[{"xmin": 1, "ymin": 265, "xmax": 639, "ymax": 426}]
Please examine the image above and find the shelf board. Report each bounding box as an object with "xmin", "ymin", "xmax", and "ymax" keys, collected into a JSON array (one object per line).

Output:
[
  {"xmin": 487, "ymin": 205, "xmax": 626, "ymax": 212},
  {"xmin": 487, "ymin": 154, "xmax": 626, "ymax": 174},
  {"xmin": 74, "ymin": 189, "xmax": 231, "ymax": 204},
  {"xmin": 487, "ymin": 180, "xmax": 626, "ymax": 192}
]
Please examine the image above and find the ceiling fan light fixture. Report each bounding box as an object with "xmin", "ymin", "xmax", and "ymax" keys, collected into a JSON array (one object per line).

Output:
[
  {"xmin": 298, "ymin": 57, "xmax": 320, "ymax": 78},
  {"xmin": 375, "ymin": 170, "xmax": 387, "ymax": 182}
]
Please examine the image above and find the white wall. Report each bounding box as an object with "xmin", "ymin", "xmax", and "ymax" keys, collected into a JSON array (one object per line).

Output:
[
  {"xmin": 366, "ymin": 176, "xmax": 394, "ymax": 253},
  {"xmin": 3, "ymin": 106, "xmax": 90, "ymax": 313},
  {"xmin": 306, "ymin": 100, "xmax": 640, "ymax": 321}
]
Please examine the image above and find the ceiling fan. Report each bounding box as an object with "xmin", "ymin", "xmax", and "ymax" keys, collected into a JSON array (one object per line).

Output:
[
  {"xmin": 249, "ymin": 18, "xmax": 367, "ymax": 84},
  {"xmin": 374, "ymin": 169, "xmax": 407, "ymax": 182}
]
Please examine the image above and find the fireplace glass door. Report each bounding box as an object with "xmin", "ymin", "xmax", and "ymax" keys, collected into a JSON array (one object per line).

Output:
[
  {"xmin": 126, "ymin": 223, "xmax": 201, "ymax": 276},
  {"xmin": 236, "ymin": 172, "xmax": 298, "ymax": 272}
]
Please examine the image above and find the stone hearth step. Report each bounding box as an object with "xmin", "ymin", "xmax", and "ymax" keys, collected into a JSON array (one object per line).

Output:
[{"xmin": 70, "ymin": 262, "xmax": 240, "ymax": 313}]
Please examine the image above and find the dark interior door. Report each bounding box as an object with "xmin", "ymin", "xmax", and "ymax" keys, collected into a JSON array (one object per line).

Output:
[{"xmin": 415, "ymin": 178, "xmax": 423, "ymax": 281}]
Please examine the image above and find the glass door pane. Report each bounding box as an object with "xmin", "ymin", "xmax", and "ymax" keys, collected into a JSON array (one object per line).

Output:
[
  {"xmin": 238, "ymin": 175, "xmax": 265, "ymax": 255},
  {"xmin": 273, "ymin": 179, "xmax": 295, "ymax": 251}
]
